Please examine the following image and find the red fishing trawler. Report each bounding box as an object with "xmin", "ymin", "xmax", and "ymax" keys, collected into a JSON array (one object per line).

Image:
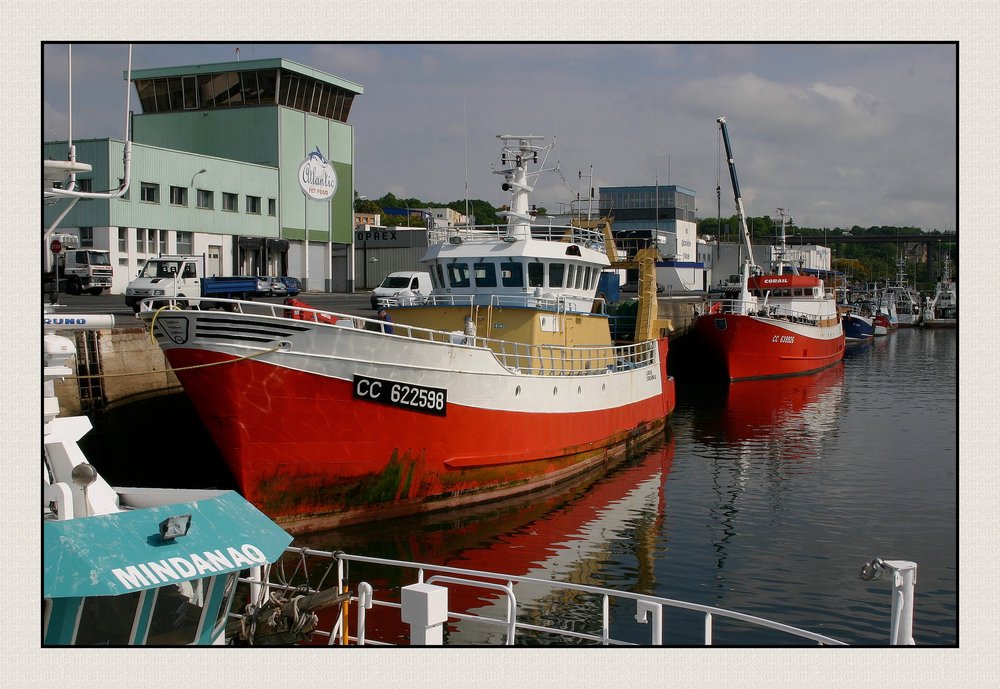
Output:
[
  {"xmin": 140, "ymin": 135, "xmax": 675, "ymax": 533},
  {"xmin": 693, "ymin": 118, "xmax": 844, "ymax": 381}
]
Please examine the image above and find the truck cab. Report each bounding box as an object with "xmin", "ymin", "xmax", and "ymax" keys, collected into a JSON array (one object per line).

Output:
[{"xmin": 125, "ymin": 256, "xmax": 201, "ymax": 312}]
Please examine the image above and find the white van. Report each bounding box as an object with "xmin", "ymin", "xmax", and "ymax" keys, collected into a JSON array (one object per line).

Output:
[{"xmin": 370, "ymin": 271, "xmax": 433, "ymax": 309}]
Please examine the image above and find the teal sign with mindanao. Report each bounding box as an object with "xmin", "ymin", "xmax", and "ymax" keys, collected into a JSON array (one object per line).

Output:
[{"xmin": 44, "ymin": 491, "xmax": 292, "ymax": 598}]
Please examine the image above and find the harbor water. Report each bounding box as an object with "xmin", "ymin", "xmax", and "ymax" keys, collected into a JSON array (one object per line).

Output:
[
  {"xmin": 86, "ymin": 327, "xmax": 957, "ymax": 645},
  {"xmin": 299, "ymin": 327, "xmax": 957, "ymax": 645}
]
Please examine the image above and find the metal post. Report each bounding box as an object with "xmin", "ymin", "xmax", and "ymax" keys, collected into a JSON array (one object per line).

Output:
[
  {"xmin": 400, "ymin": 582, "xmax": 448, "ymax": 645},
  {"xmin": 883, "ymin": 560, "xmax": 917, "ymax": 645},
  {"xmin": 356, "ymin": 582, "xmax": 373, "ymax": 646},
  {"xmin": 635, "ymin": 600, "xmax": 663, "ymax": 645},
  {"xmin": 861, "ymin": 557, "xmax": 917, "ymax": 645}
]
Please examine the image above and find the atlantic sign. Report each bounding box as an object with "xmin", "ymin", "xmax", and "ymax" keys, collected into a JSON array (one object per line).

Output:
[{"xmin": 298, "ymin": 146, "xmax": 338, "ymax": 201}]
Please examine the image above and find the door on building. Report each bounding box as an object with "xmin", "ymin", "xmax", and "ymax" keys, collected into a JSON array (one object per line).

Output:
[{"xmin": 208, "ymin": 245, "xmax": 222, "ymax": 277}]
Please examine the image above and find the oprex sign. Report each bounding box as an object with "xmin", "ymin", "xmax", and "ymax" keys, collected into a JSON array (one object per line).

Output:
[{"xmin": 298, "ymin": 146, "xmax": 338, "ymax": 201}]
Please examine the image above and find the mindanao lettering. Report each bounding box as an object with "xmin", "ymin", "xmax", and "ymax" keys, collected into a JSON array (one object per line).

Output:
[{"xmin": 110, "ymin": 543, "xmax": 268, "ymax": 590}]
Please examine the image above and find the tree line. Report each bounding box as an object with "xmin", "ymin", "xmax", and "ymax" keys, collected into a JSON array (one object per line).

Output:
[{"xmin": 356, "ymin": 194, "xmax": 955, "ymax": 291}]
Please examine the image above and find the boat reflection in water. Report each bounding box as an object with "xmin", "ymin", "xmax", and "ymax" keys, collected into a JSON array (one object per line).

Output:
[
  {"xmin": 297, "ymin": 434, "xmax": 675, "ymax": 645},
  {"xmin": 681, "ymin": 364, "xmax": 846, "ymax": 612},
  {"xmin": 692, "ymin": 363, "xmax": 845, "ymax": 461}
]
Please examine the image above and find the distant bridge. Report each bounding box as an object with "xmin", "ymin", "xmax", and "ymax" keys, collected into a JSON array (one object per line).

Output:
[{"xmin": 758, "ymin": 234, "xmax": 957, "ymax": 247}]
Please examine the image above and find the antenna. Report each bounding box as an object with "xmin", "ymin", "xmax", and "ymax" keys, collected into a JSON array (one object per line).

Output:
[
  {"xmin": 463, "ymin": 91, "xmax": 470, "ymax": 227},
  {"xmin": 653, "ymin": 100, "xmax": 659, "ymax": 234}
]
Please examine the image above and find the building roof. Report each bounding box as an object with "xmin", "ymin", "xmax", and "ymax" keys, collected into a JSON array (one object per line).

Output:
[{"xmin": 129, "ymin": 57, "xmax": 364, "ymax": 95}]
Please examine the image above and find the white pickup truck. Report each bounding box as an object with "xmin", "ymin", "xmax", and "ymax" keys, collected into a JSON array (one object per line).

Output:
[
  {"xmin": 125, "ymin": 255, "xmax": 259, "ymax": 313},
  {"xmin": 370, "ymin": 271, "xmax": 433, "ymax": 309}
]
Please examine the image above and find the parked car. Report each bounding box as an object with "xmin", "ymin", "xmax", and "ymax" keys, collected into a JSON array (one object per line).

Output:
[
  {"xmin": 255, "ymin": 277, "xmax": 271, "ymax": 297},
  {"xmin": 268, "ymin": 278, "xmax": 287, "ymax": 297},
  {"xmin": 279, "ymin": 276, "xmax": 302, "ymax": 297},
  {"xmin": 620, "ymin": 280, "xmax": 665, "ymax": 294}
]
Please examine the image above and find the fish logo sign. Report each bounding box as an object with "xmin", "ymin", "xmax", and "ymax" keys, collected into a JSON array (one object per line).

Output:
[
  {"xmin": 157, "ymin": 315, "xmax": 190, "ymax": 345},
  {"xmin": 299, "ymin": 146, "xmax": 338, "ymax": 201}
]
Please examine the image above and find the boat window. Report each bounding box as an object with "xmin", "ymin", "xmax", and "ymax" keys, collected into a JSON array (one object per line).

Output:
[
  {"xmin": 474, "ymin": 262, "xmax": 497, "ymax": 288},
  {"xmin": 583, "ymin": 266, "xmax": 592, "ymax": 291},
  {"xmin": 549, "ymin": 263, "xmax": 565, "ymax": 288},
  {"xmin": 501, "ymin": 261, "xmax": 524, "ymax": 288},
  {"xmin": 794, "ymin": 288, "xmax": 803, "ymax": 296},
  {"xmin": 566, "ymin": 264, "xmax": 577, "ymax": 290},
  {"xmin": 211, "ymin": 573, "xmax": 239, "ymax": 639},
  {"xmin": 74, "ymin": 591, "xmax": 141, "ymax": 645},
  {"xmin": 565, "ymin": 244, "xmax": 582, "ymax": 256},
  {"xmin": 528, "ymin": 262, "xmax": 544, "ymax": 287},
  {"xmin": 435, "ymin": 264, "xmax": 445, "ymax": 290},
  {"xmin": 575, "ymin": 265, "xmax": 585, "ymax": 290},
  {"xmin": 146, "ymin": 580, "xmax": 207, "ymax": 645},
  {"xmin": 448, "ymin": 263, "xmax": 471, "ymax": 288},
  {"xmin": 782, "ymin": 289, "xmax": 792, "ymax": 297}
]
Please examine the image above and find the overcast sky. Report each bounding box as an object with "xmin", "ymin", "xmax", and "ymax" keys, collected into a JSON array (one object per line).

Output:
[{"xmin": 43, "ymin": 42, "xmax": 956, "ymax": 233}]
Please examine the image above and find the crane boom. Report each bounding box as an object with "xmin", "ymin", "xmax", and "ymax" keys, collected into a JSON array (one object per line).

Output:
[{"xmin": 717, "ymin": 117, "xmax": 756, "ymax": 266}]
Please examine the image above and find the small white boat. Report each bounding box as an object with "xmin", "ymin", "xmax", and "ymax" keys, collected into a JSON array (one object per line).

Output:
[
  {"xmin": 43, "ymin": 312, "xmax": 293, "ymax": 645},
  {"xmin": 922, "ymin": 254, "xmax": 957, "ymax": 328},
  {"xmin": 886, "ymin": 254, "xmax": 922, "ymax": 327}
]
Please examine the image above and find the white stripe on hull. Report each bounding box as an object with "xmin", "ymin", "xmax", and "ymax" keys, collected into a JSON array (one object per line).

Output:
[{"xmin": 153, "ymin": 312, "xmax": 665, "ymax": 414}]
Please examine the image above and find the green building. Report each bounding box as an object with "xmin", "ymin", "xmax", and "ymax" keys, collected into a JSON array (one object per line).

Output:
[{"xmin": 43, "ymin": 57, "xmax": 363, "ymax": 293}]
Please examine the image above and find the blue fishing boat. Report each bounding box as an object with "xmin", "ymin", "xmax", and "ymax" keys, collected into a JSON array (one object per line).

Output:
[{"xmin": 842, "ymin": 310, "xmax": 876, "ymax": 342}]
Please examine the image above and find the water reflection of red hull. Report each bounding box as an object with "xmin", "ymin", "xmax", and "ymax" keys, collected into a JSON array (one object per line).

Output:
[
  {"xmin": 722, "ymin": 363, "xmax": 845, "ymax": 442},
  {"xmin": 302, "ymin": 435, "xmax": 675, "ymax": 644}
]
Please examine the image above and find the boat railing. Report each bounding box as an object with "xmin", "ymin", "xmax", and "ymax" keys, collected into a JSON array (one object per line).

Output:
[
  {"xmin": 384, "ymin": 292, "xmax": 599, "ymax": 315},
  {"xmin": 428, "ymin": 223, "xmax": 608, "ymax": 251},
  {"xmin": 148, "ymin": 298, "xmax": 655, "ymax": 377},
  {"xmin": 706, "ymin": 298, "xmax": 833, "ymax": 326},
  {"xmin": 230, "ymin": 548, "xmax": 916, "ymax": 646}
]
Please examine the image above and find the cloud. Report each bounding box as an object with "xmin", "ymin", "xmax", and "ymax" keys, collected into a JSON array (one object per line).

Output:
[
  {"xmin": 308, "ymin": 44, "xmax": 383, "ymax": 79},
  {"xmin": 809, "ymin": 82, "xmax": 879, "ymax": 116}
]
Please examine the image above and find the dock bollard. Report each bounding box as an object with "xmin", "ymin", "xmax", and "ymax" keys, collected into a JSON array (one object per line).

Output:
[{"xmin": 401, "ymin": 582, "xmax": 448, "ymax": 645}]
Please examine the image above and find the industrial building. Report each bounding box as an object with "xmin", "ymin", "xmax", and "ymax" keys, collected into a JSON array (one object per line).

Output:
[{"xmin": 43, "ymin": 57, "xmax": 363, "ymax": 294}]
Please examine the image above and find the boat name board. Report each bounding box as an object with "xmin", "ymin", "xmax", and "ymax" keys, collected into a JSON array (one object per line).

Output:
[
  {"xmin": 353, "ymin": 375, "xmax": 448, "ymax": 416},
  {"xmin": 111, "ymin": 544, "xmax": 270, "ymax": 591}
]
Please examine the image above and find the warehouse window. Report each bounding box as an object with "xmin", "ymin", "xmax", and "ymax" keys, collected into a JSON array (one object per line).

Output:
[
  {"xmin": 246, "ymin": 195, "xmax": 261, "ymax": 215},
  {"xmin": 140, "ymin": 183, "xmax": 159, "ymax": 204},
  {"xmin": 176, "ymin": 231, "xmax": 193, "ymax": 254},
  {"xmin": 197, "ymin": 189, "xmax": 213, "ymax": 209},
  {"xmin": 222, "ymin": 192, "xmax": 238, "ymax": 212}
]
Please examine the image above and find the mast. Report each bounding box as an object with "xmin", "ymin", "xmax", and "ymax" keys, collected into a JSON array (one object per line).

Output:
[
  {"xmin": 717, "ymin": 117, "xmax": 756, "ymax": 267},
  {"xmin": 495, "ymin": 135, "xmax": 549, "ymax": 241}
]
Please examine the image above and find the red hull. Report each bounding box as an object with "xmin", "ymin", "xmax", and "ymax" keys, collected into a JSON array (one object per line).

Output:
[
  {"xmin": 693, "ymin": 313, "xmax": 845, "ymax": 381},
  {"xmin": 165, "ymin": 345, "xmax": 675, "ymax": 533}
]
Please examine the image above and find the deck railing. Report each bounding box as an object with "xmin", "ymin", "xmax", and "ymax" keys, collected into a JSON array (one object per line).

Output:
[
  {"xmin": 427, "ymin": 223, "xmax": 607, "ymax": 251},
  {"xmin": 704, "ymin": 298, "xmax": 837, "ymax": 326},
  {"xmin": 145, "ymin": 297, "xmax": 654, "ymax": 377},
  {"xmin": 231, "ymin": 548, "xmax": 917, "ymax": 646}
]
